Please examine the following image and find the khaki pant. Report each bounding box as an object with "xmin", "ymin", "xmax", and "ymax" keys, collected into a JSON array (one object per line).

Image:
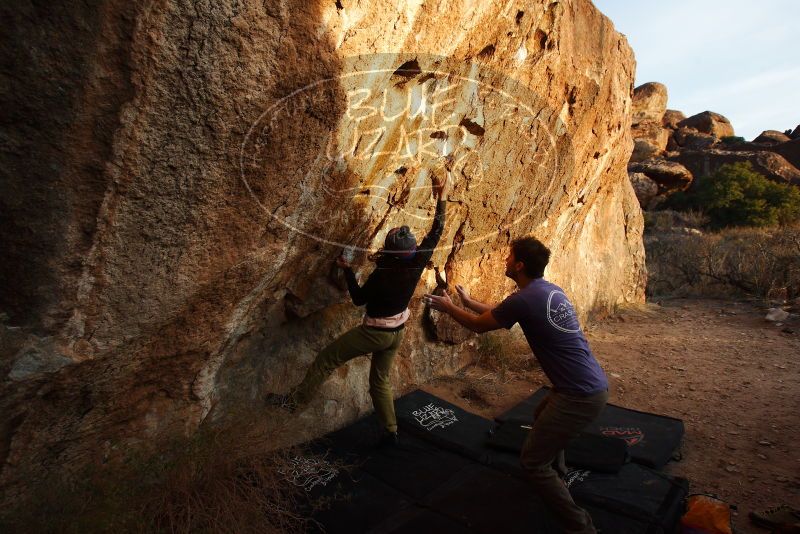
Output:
[
  {"xmin": 291, "ymin": 325, "xmax": 404, "ymax": 432},
  {"xmin": 520, "ymin": 389, "xmax": 609, "ymax": 534}
]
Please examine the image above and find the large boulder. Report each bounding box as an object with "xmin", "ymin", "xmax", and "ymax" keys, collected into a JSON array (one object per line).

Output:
[
  {"xmin": 753, "ymin": 130, "xmax": 791, "ymax": 144},
  {"xmin": 630, "ymin": 121, "xmax": 670, "ymax": 162},
  {"xmin": 628, "ymin": 159, "xmax": 693, "ymax": 193},
  {"xmin": 773, "ymin": 138, "xmax": 800, "ymax": 170},
  {"xmin": 628, "ymin": 172, "xmax": 658, "ymax": 208},
  {"xmin": 632, "ymin": 82, "xmax": 668, "ymax": 125},
  {"xmin": 632, "ymin": 139, "xmax": 664, "ymax": 162},
  {"xmin": 671, "ymin": 149, "xmax": 800, "ymax": 186},
  {"xmin": 721, "ymin": 137, "xmax": 800, "ymax": 171},
  {"xmin": 672, "ymin": 126, "xmax": 699, "ymax": 147},
  {"xmin": 678, "ymin": 111, "xmax": 735, "ymax": 139},
  {"xmin": 790, "ymin": 125, "xmax": 800, "ymax": 140},
  {"xmin": 662, "ymin": 109, "xmax": 686, "ymax": 129},
  {"xmin": 683, "ymin": 132, "xmax": 718, "ymax": 151},
  {"xmin": 0, "ymin": 0, "xmax": 645, "ymax": 498}
]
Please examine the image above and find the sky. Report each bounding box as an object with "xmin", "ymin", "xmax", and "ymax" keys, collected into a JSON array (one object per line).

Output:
[{"xmin": 593, "ymin": 0, "xmax": 800, "ymax": 140}]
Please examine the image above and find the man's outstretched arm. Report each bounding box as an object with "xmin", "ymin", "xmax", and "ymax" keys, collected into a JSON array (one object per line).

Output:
[
  {"xmin": 423, "ymin": 292, "xmax": 503, "ymax": 333},
  {"xmin": 455, "ymin": 284, "xmax": 493, "ymax": 314}
]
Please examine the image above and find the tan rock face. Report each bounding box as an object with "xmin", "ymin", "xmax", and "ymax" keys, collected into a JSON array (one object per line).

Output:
[{"xmin": 0, "ymin": 0, "xmax": 644, "ymax": 496}]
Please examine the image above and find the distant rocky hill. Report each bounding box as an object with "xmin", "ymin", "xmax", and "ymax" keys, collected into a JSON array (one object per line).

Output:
[{"xmin": 627, "ymin": 81, "xmax": 800, "ymax": 209}]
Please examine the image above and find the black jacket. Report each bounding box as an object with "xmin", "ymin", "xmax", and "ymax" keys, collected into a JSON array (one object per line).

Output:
[{"xmin": 344, "ymin": 200, "xmax": 446, "ymax": 318}]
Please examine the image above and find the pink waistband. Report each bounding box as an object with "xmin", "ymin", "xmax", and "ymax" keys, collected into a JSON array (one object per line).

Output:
[{"xmin": 363, "ymin": 308, "xmax": 410, "ymax": 328}]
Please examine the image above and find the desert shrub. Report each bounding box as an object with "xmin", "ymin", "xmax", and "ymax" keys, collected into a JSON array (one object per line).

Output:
[
  {"xmin": 0, "ymin": 409, "xmax": 325, "ymax": 534},
  {"xmin": 665, "ymin": 162, "xmax": 800, "ymax": 228},
  {"xmin": 646, "ymin": 224, "xmax": 800, "ymax": 300},
  {"xmin": 720, "ymin": 135, "xmax": 745, "ymax": 145},
  {"xmin": 644, "ymin": 209, "xmax": 709, "ymax": 233}
]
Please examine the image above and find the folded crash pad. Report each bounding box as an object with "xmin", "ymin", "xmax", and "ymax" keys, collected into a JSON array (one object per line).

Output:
[
  {"xmin": 497, "ymin": 387, "xmax": 684, "ymax": 469},
  {"xmin": 486, "ymin": 418, "xmax": 630, "ymax": 473},
  {"xmin": 395, "ymin": 389, "xmax": 495, "ymax": 463},
  {"xmin": 566, "ymin": 463, "xmax": 689, "ymax": 534}
]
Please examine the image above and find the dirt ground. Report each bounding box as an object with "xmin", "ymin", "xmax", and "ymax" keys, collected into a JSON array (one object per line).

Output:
[{"xmin": 422, "ymin": 298, "xmax": 800, "ymax": 533}]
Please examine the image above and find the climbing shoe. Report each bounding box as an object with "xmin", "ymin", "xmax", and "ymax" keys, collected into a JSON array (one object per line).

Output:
[
  {"xmin": 377, "ymin": 430, "xmax": 400, "ymax": 449},
  {"xmin": 749, "ymin": 504, "xmax": 800, "ymax": 530}
]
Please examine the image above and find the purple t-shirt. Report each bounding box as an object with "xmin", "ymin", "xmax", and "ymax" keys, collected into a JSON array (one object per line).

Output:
[{"xmin": 491, "ymin": 278, "xmax": 608, "ymax": 396}]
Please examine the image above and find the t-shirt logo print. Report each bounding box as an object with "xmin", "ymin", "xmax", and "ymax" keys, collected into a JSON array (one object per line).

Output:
[{"xmin": 546, "ymin": 291, "xmax": 580, "ymax": 333}]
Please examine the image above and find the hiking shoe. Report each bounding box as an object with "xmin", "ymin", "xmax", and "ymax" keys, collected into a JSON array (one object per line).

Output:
[
  {"xmin": 264, "ymin": 393, "xmax": 297, "ymax": 413},
  {"xmin": 749, "ymin": 504, "xmax": 800, "ymax": 529},
  {"xmin": 377, "ymin": 430, "xmax": 400, "ymax": 449}
]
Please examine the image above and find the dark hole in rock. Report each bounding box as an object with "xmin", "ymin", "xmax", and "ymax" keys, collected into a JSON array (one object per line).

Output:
[
  {"xmin": 459, "ymin": 118, "xmax": 485, "ymax": 136},
  {"xmin": 516, "ymin": 10, "xmax": 524, "ymax": 24},
  {"xmin": 395, "ymin": 167, "xmax": 408, "ymax": 175},
  {"xmin": 430, "ymin": 131, "xmax": 448, "ymax": 139},
  {"xmin": 393, "ymin": 59, "xmax": 421, "ymax": 78},
  {"xmin": 567, "ymin": 86, "xmax": 578, "ymax": 106},
  {"xmin": 335, "ymin": 0, "xmax": 343, "ymax": 10},
  {"xmin": 477, "ymin": 44, "xmax": 495, "ymax": 59},
  {"xmin": 535, "ymin": 29, "xmax": 547, "ymax": 49}
]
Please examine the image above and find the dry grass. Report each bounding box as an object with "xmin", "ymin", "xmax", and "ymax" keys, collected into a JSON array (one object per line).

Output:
[
  {"xmin": 646, "ymin": 223, "xmax": 800, "ymax": 301},
  {"xmin": 644, "ymin": 209, "xmax": 710, "ymax": 232},
  {"xmin": 0, "ymin": 407, "xmax": 330, "ymax": 534}
]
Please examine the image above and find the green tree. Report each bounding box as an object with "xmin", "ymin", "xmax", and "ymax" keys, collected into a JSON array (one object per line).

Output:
[{"xmin": 665, "ymin": 162, "xmax": 800, "ymax": 228}]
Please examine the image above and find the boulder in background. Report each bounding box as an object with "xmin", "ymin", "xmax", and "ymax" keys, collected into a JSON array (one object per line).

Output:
[
  {"xmin": 628, "ymin": 159, "xmax": 693, "ymax": 193},
  {"xmin": 632, "ymin": 82, "xmax": 668, "ymax": 125},
  {"xmin": 678, "ymin": 111, "xmax": 735, "ymax": 139}
]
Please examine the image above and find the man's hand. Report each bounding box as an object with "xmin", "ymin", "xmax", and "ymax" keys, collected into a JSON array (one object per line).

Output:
[
  {"xmin": 455, "ymin": 284, "xmax": 470, "ymax": 304},
  {"xmin": 336, "ymin": 256, "xmax": 351, "ymax": 269},
  {"xmin": 423, "ymin": 292, "xmax": 453, "ymax": 312}
]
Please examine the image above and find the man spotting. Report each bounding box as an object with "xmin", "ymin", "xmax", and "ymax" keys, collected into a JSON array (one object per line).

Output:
[
  {"xmin": 424, "ymin": 236, "xmax": 608, "ymax": 534},
  {"xmin": 266, "ymin": 173, "xmax": 448, "ymax": 446}
]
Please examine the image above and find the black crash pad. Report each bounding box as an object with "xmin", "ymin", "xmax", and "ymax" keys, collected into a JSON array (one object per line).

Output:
[
  {"xmin": 496, "ymin": 387, "xmax": 684, "ymax": 469},
  {"xmin": 426, "ymin": 463, "xmax": 559, "ymax": 534},
  {"xmin": 298, "ymin": 466, "xmax": 413, "ymax": 534},
  {"xmin": 311, "ymin": 413, "xmax": 474, "ymax": 502},
  {"xmin": 583, "ymin": 504, "xmax": 655, "ymax": 534},
  {"xmin": 394, "ymin": 389, "xmax": 495, "ymax": 463},
  {"xmin": 566, "ymin": 463, "xmax": 689, "ymax": 534},
  {"xmin": 377, "ymin": 506, "xmax": 474, "ymax": 534},
  {"xmin": 486, "ymin": 418, "xmax": 630, "ymax": 473}
]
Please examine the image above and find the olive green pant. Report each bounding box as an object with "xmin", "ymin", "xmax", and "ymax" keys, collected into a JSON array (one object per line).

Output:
[
  {"xmin": 520, "ymin": 389, "xmax": 609, "ymax": 534},
  {"xmin": 290, "ymin": 325, "xmax": 405, "ymax": 432}
]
